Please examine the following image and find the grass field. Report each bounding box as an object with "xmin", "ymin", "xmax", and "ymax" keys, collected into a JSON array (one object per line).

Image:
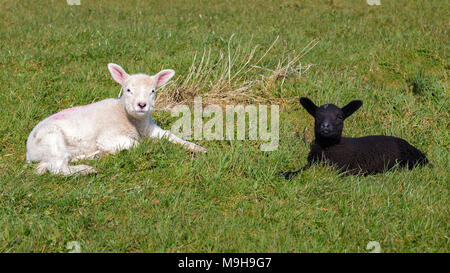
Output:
[{"xmin": 0, "ymin": 0, "xmax": 448, "ymax": 252}]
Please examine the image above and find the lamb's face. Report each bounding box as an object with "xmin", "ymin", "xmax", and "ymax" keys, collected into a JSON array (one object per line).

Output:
[
  {"xmin": 314, "ymin": 104, "xmax": 344, "ymax": 139},
  {"xmin": 107, "ymin": 63, "xmax": 175, "ymax": 120},
  {"xmin": 122, "ymin": 74, "xmax": 157, "ymax": 119},
  {"xmin": 299, "ymin": 97, "xmax": 362, "ymax": 142}
]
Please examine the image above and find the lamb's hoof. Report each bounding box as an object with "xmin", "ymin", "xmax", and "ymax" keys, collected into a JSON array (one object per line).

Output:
[
  {"xmin": 277, "ymin": 171, "xmax": 296, "ymax": 180},
  {"xmin": 81, "ymin": 167, "xmax": 97, "ymax": 175},
  {"xmin": 191, "ymin": 144, "xmax": 207, "ymax": 154},
  {"xmin": 35, "ymin": 163, "xmax": 48, "ymax": 175},
  {"xmin": 70, "ymin": 165, "xmax": 97, "ymax": 175}
]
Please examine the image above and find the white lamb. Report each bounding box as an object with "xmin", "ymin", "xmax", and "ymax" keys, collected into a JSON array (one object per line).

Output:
[{"xmin": 26, "ymin": 63, "xmax": 207, "ymax": 175}]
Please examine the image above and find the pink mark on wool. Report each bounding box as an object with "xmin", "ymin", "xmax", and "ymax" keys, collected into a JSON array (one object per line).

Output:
[{"xmin": 51, "ymin": 105, "xmax": 89, "ymax": 120}]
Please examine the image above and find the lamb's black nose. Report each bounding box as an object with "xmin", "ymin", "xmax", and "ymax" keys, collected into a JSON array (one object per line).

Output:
[
  {"xmin": 320, "ymin": 122, "xmax": 330, "ymax": 129},
  {"xmin": 138, "ymin": 102, "xmax": 147, "ymax": 109}
]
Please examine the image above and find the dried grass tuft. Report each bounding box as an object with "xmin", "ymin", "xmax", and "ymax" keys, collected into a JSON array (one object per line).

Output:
[{"xmin": 155, "ymin": 36, "xmax": 318, "ymax": 110}]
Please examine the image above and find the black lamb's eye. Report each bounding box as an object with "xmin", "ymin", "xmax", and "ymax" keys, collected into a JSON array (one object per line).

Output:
[
  {"xmin": 127, "ymin": 88, "xmax": 131, "ymax": 93},
  {"xmin": 152, "ymin": 89, "xmax": 155, "ymax": 93}
]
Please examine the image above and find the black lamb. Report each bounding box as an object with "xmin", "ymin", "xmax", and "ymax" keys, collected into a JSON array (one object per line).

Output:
[{"xmin": 279, "ymin": 97, "xmax": 429, "ymax": 178}]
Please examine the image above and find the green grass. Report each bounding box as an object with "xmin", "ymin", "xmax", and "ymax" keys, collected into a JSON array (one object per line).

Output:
[{"xmin": 0, "ymin": 0, "xmax": 448, "ymax": 252}]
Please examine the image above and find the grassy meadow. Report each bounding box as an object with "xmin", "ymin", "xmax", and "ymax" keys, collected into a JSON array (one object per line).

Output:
[{"xmin": 0, "ymin": 0, "xmax": 448, "ymax": 252}]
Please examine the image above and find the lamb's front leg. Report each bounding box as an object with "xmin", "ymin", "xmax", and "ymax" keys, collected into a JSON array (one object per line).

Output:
[
  {"xmin": 96, "ymin": 134, "xmax": 138, "ymax": 155},
  {"xmin": 148, "ymin": 124, "xmax": 207, "ymax": 153}
]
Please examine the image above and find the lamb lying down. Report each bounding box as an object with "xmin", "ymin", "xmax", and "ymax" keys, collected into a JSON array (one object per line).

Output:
[
  {"xmin": 26, "ymin": 63, "xmax": 207, "ymax": 176},
  {"xmin": 279, "ymin": 97, "xmax": 429, "ymax": 178}
]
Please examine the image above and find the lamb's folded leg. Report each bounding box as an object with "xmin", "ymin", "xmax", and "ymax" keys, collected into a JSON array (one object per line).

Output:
[
  {"xmin": 96, "ymin": 134, "xmax": 138, "ymax": 154},
  {"xmin": 28, "ymin": 125, "xmax": 96, "ymax": 176}
]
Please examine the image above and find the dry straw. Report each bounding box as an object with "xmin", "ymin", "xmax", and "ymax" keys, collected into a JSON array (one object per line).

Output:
[{"xmin": 155, "ymin": 35, "xmax": 318, "ymax": 110}]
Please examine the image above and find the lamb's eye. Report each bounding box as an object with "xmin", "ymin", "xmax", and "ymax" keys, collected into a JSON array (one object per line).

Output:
[
  {"xmin": 126, "ymin": 88, "xmax": 131, "ymax": 93},
  {"xmin": 151, "ymin": 89, "xmax": 155, "ymax": 93}
]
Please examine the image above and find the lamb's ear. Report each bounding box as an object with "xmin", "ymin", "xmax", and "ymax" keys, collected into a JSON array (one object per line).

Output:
[
  {"xmin": 155, "ymin": 69, "xmax": 175, "ymax": 88},
  {"xmin": 342, "ymin": 100, "xmax": 363, "ymax": 119},
  {"xmin": 108, "ymin": 63, "xmax": 129, "ymax": 84},
  {"xmin": 299, "ymin": 97, "xmax": 318, "ymax": 117}
]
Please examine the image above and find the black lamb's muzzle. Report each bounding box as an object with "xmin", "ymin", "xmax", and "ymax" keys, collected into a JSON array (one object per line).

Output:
[
  {"xmin": 316, "ymin": 126, "xmax": 342, "ymax": 142},
  {"xmin": 317, "ymin": 122, "xmax": 333, "ymax": 136}
]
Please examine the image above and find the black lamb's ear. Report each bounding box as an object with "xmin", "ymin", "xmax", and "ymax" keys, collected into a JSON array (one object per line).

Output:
[
  {"xmin": 342, "ymin": 100, "xmax": 363, "ymax": 119},
  {"xmin": 299, "ymin": 97, "xmax": 318, "ymax": 117}
]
